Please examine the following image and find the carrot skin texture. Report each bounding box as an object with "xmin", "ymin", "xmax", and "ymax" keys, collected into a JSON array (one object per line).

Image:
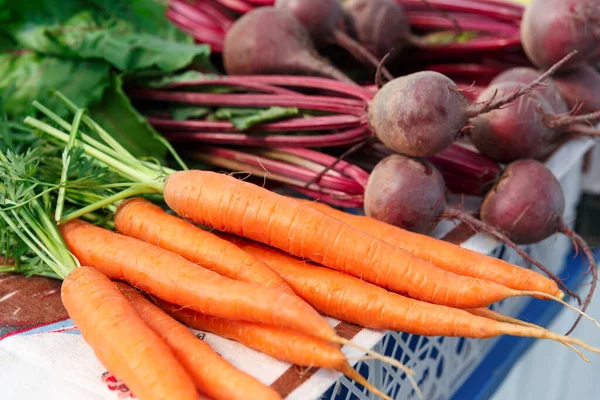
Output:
[
  {"xmin": 61, "ymin": 267, "xmax": 198, "ymax": 400},
  {"xmin": 114, "ymin": 198, "xmax": 292, "ymax": 294},
  {"xmin": 305, "ymin": 201, "xmax": 561, "ymax": 297},
  {"xmin": 60, "ymin": 220, "xmax": 336, "ymax": 342},
  {"xmin": 223, "ymin": 236, "xmax": 527, "ymax": 338},
  {"xmin": 161, "ymin": 302, "xmax": 348, "ymax": 370},
  {"xmin": 164, "ymin": 170, "xmax": 517, "ymax": 308},
  {"xmin": 116, "ymin": 282, "xmax": 282, "ymax": 400}
]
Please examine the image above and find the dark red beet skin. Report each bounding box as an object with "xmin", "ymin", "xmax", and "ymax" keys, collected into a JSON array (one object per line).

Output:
[
  {"xmin": 554, "ymin": 63, "xmax": 600, "ymax": 114},
  {"xmin": 469, "ymin": 83, "xmax": 557, "ymax": 162},
  {"xmin": 368, "ymin": 71, "xmax": 470, "ymax": 157},
  {"xmin": 480, "ymin": 159, "xmax": 597, "ymax": 334},
  {"xmin": 223, "ymin": 8, "xmax": 353, "ymax": 83},
  {"xmin": 521, "ymin": 0, "xmax": 600, "ymax": 71},
  {"xmin": 480, "ymin": 160, "xmax": 565, "ymax": 245},
  {"xmin": 364, "ymin": 155, "xmax": 446, "ymax": 234},
  {"xmin": 343, "ymin": 0, "xmax": 411, "ymax": 58},
  {"xmin": 275, "ymin": 0, "xmax": 394, "ymax": 80},
  {"xmin": 491, "ymin": 67, "xmax": 569, "ymax": 114},
  {"xmin": 275, "ymin": 0, "xmax": 341, "ymax": 44}
]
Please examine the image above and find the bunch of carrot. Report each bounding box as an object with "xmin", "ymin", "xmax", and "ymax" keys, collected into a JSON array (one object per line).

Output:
[{"xmin": 11, "ymin": 98, "xmax": 600, "ymax": 399}]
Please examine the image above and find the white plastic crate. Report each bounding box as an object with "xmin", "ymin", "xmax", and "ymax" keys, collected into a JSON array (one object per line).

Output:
[{"xmin": 317, "ymin": 138, "xmax": 596, "ymax": 400}]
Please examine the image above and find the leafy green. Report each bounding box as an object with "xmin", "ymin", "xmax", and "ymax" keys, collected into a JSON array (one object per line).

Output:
[
  {"xmin": 210, "ymin": 107, "xmax": 300, "ymax": 130},
  {"xmin": 88, "ymin": 74, "xmax": 166, "ymax": 157},
  {"xmin": 143, "ymin": 70, "xmax": 220, "ymax": 88},
  {"xmin": 172, "ymin": 106, "xmax": 211, "ymax": 121},
  {"xmin": 0, "ymin": 52, "xmax": 111, "ymax": 118},
  {"xmin": 1, "ymin": 0, "xmax": 212, "ymax": 72}
]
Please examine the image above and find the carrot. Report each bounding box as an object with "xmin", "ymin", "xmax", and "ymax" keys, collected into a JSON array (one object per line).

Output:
[
  {"xmin": 164, "ymin": 170, "xmax": 561, "ymax": 309},
  {"xmin": 220, "ymin": 235, "xmax": 600, "ymax": 353},
  {"xmin": 304, "ymin": 200, "xmax": 561, "ymax": 297},
  {"xmin": 114, "ymin": 198, "xmax": 293, "ymax": 294},
  {"xmin": 466, "ymin": 307, "xmax": 589, "ymax": 362},
  {"xmin": 61, "ymin": 266, "xmax": 198, "ymax": 400},
  {"xmin": 115, "ymin": 282, "xmax": 282, "ymax": 400},
  {"xmin": 159, "ymin": 301, "xmax": 399, "ymax": 400},
  {"xmin": 59, "ymin": 219, "xmax": 336, "ymax": 343}
]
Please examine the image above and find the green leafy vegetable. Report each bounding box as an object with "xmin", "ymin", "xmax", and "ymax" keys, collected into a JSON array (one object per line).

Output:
[
  {"xmin": 88, "ymin": 74, "xmax": 166, "ymax": 158},
  {"xmin": 210, "ymin": 107, "xmax": 300, "ymax": 130},
  {"xmin": 0, "ymin": 52, "xmax": 111, "ymax": 117},
  {"xmin": 142, "ymin": 70, "xmax": 220, "ymax": 88},
  {"xmin": 1, "ymin": 0, "xmax": 211, "ymax": 72}
]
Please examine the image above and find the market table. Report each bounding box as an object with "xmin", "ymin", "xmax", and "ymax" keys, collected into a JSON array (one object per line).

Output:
[{"xmin": 0, "ymin": 138, "xmax": 595, "ymax": 400}]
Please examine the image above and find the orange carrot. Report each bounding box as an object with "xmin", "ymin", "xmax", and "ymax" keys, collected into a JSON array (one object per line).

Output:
[
  {"xmin": 61, "ymin": 267, "xmax": 198, "ymax": 400},
  {"xmin": 466, "ymin": 307, "xmax": 589, "ymax": 361},
  {"xmin": 160, "ymin": 302, "xmax": 395, "ymax": 400},
  {"xmin": 59, "ymin": 219, "xmax": 336, "ymax": 343},
  {"xmin": 305, "ymin": 200, "xmax": 561, "ymax": 297},
  {"xmin": 222, "ymin": 235, "xmax": 593, "ymax": 343},
  {"xmin": 116, "ymin": 282, "xmax": 282, "ymax": 400},
  {"xmin": 114, "ymin": 198, "xmax": 292, "ymax": 294},
  {"xmin": 163, "ymin": 170, "xmax": 556, "ymax": 309}
]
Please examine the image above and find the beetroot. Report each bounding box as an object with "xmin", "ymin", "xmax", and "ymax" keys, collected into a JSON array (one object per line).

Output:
[
  {"xmin": 343, "ymin": 0, "xmax": 411, "ymax": 59},
  {"xmin": 275, "ymin": 0, "xmax": 393, "ymax": 80},
  {"xmin": 521, "ymin": 0, "xmax": 600, "ymax": 71},
  {"xmin": 491, "ymin": 67, "xmax": 569, "ymax": 114},
  {"xmin": 469, "ymin": 82, "xmax": 559, "ymax": 162},
  {"xmin": 470, "ymin": 66, "xmax": 600, "ymax": 163},
  {"xmin": 554, "ymin": 63, "xmax": 600, "ymax": 114},
  {"xmin": 481, "ymin": 159, "xmax": 597, "ymax": 334},
  {"xmin": 364, "ymin": 155, "xmax": 445, "ymax": 233},
  {"xmin": 367, "ymin": 57, "xmax": 569, "ymax": 157},
  {"xmin": 223, "ymin": 8, "xmax": 353, "ymax": 83},
  {"xmin": 364, "ymin": 154, "xmax": 579, "ymax": 302}
]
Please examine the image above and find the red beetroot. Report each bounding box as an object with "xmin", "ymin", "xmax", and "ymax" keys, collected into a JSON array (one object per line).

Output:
[
  {"xmin": 521, "ymin": 0, "xmax": 600, "ymax": 71},
  {"xmin": 274, "ymin": 0, "xmax": 394, "ymax": 80},
  {"xmin": 223, "ymin": 7, "xmax": 354, "ymax": 83},
  {"xmin": 481, "ymin": 159, "xmax": 597, "ymax": 334},
  {"xmin": 343, "ymin": 0, "xmax": 412, "ymax": 59},
  {"xmin": 470, "ymin": 67, "xmax": 600, "ymax": 163},
  {"xmin": 554, "ymin": 64, "xmax": 600, "ymax": 114},
  {"xmin": 367, "ymin": 54, "xmax": 571, "ymax": 157}
]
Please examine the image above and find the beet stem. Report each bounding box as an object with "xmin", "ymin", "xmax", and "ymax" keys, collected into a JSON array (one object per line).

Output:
[
  {"xmin": 443, "ymin": 207, "xmax": 582, "ymax": 302},
  {"xmin": 468, "ymin": 50, "xmax": 579, "ymax": 117},
  {"xmin": 147, "ymin": 114, "xmax": 363, "ymax": 133},
  {"xmin": 558, "ymin": 221, "xmax": 598, "ymax": 336},
  {"xmin": 128, "ymin": 89, "xmax": 366, "ymax": 115},
  {"xmin": 332, "ymin": 30, "xmax": 394, "ymax": 82},
  {"xmin": 163, "ymin": 125, "xmax": 370, "ymax": 147},
  {"xmin": 233, "ymin": 75, "xmax": 373, "ymax": 101},
  {"xmin": 303, "ymin": 138, "xmax": 372, "ymax": 189},
  {"xmin": 549, "ymin": 110, "xmax": 600, "ymax": 129},
  {"xmin": 566, "ymin": 124, "xmax": 600, "ymax": 137}
]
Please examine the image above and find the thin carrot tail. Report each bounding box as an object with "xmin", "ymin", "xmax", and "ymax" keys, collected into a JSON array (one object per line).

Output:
[
  {"xmin": 468, "ymin": 308, "xmax": 589, "ymax": 362},
  {"xmin": 339, "ymin": 363, "xmax": 392, "ymax": 400},
  {"xmin": 498, "ymin": 322, "xmax": 600, "ymax": 356},
  {"xmin": 517, "ymin": 291, "xmax": 600, "ymax": 330},
  {"xmin": 334, "ymin": 338, "xmax": 424, "ymax": 400}
]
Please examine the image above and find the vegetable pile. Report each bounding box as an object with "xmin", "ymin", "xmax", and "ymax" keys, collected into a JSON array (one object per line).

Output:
[{"xmin": 1, "ymin": 0, "xmax": 600, "ymax": 399}]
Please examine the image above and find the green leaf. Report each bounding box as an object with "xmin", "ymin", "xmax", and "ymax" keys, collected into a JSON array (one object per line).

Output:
[
  {"xmin": 0, "ymin": 52, "xmax": 111, "ymax": 118},
  {"xmin": 2, "ymin": 0, "xmax": 212, "ymax": 72},
  {"xmin": 211, "ymin": 107, "xmax": 300, "ymax": 130},
  {"xmin": 88, "ymin": 73, "xmax": 166, "ymax": 158},
  {"xmin": 172, "ymin": 106, "xmax": 211, "ymax": 121},
  {"xmin": 143, "ymin": 70, "xmax": 220, "ymax": 88}
]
